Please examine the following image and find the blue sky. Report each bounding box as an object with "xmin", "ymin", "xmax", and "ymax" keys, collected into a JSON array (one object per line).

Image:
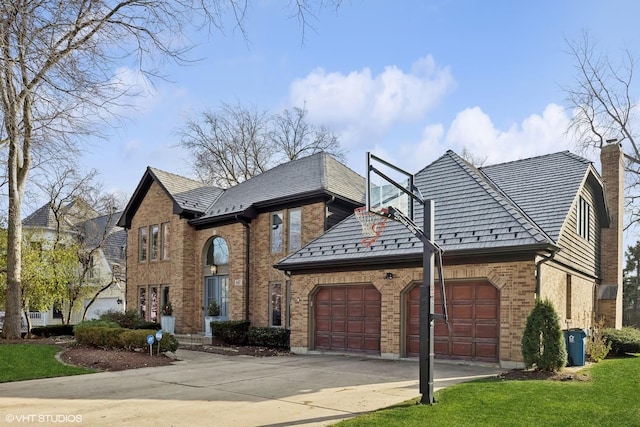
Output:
[{"xmin": 77, "ymin": 0, "xmax": 640, "ymax": 207}]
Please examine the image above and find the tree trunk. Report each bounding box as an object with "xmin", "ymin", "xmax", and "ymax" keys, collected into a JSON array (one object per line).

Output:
[{"xmin": 3, "ymin": 140, "xmax": 27, "ymax": 339}]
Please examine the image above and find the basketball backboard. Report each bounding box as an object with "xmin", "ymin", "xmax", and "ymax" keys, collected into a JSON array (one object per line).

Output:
[{"xmin": 366, "ymin": 152, "xmax": 417, "ymax": 221}]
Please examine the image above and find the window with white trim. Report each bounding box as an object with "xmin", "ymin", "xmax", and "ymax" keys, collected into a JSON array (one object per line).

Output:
[
  {"xmin": 270, "ymin": 212, "xmax": 283, "ymax": 253},
  {"xmin": 576, "ymin": 196, "xmax": 591, "ymax": 241}
]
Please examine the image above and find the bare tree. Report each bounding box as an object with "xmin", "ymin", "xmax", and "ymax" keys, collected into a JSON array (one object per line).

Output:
[
  {"xmin": 179, "ymin": 102, "xmax": 274, "ymax": 187},
  {"xmin": 179, "ymin": 103, "xmax": 346, "ymax": 187},
  {"xmin": 0, "ymin": 1, "xmax": 341, "ymax": 338},
  {"xmin": 564, "ymin": 32, "xmax": 640, "ymax": 228},
  {"xmin": 271, "ymin": 105, "xmax": 345, "ymax": 163}
]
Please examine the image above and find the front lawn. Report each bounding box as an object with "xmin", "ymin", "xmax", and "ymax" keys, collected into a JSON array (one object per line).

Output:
[
  {"xmin": 338, "ymin": 356, "xmax": 640, "ymax": 426},
  {"xmin": 0, "ymin": 344, "xmax": 94, "ymax": 383}
]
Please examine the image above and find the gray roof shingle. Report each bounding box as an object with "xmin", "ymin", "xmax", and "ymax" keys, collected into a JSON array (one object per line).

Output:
[
  {"xmin": 196, "ymin": 152, "xmax": 364, "ymax": 221},
  {"xmin": 276, "ymin": 150, "xmax": 590, "ymax": 269},
  {"xmin": 149, "ymin": 168, "xmax": 223, "ymax": 215}
]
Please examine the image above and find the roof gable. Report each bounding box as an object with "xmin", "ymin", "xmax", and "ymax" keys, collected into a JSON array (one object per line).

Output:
[
  {"xmin": 277, "ymin": 150, "xmax": 558, "ymax": 269},
  {"xmin": 480, "ymin": 151, "xmax": 593, "ymax": 242},
  {"xmin": 117, "ymin": 167, "xmax": 223, "ymax": 228},
  {"xmin": 194, "ymin": 152, "xmax": 364, "ymax": 222}
]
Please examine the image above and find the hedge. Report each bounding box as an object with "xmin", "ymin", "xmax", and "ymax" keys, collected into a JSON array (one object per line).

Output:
[
  {"xmin": 211, "ymin": 320, "xmax": 251, "ymax": 345},
  {"xmin": 72, "ymin": 324, "xmax": 178, "ymax": 353},
  {"xmin": 604, "ymin": 327, "xmax": 640, "ymax": 355},
  {"xmin": 31, "ymin": 324, "xmax": 74, "ymax": 337},
  {"xmin": 120, "ymin": 329, "xmax": 179, "ymax": 352},
  {"xmin": 247, "ymin": 327, "xmax": 290, "ymax": 349}
]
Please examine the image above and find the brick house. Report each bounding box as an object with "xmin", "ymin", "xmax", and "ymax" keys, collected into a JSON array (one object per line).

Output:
[
  {"xmin": 117, "ymin": 152, "xmax": 364, "ymax": 331},
  {"xmin": 275, "ymin": 144, "xmax": 623, "ymax": 368},
  {"xmin": 119, "ymin": 145, "xmax": 623, "ymax": 368}
]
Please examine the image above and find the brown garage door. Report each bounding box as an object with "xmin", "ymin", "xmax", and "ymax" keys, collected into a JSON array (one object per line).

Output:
[
  {"xmin": 406, "ymin": 281, "xmax": 499, "ymax": 362},
  {"xmin": 313, "ymin": 285, "xmax": 381, "ymax": 354}
]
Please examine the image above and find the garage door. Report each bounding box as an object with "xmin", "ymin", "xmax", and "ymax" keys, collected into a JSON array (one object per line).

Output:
[
  {"xmin": 84, "ymin": 298, "xmax": 120, "ymax": 320},
  {"xmin": 313, "ymin": 285, "xmax": 381, "ymax": 354},
  {"xmin": 406, "ymin": 281, "xmax": 499, "ymax": 362}
]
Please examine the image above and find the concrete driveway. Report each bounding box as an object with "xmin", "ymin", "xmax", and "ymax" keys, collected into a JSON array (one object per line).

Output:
[{"xmin": 0, "ymin": 350, "xmax": 503, "ymax": 426}]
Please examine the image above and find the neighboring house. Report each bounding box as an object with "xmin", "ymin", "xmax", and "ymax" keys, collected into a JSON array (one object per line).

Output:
[
  {"xmin": 275, "ymin": 144, "xmax": 623, "ymax": 367},
  {"xmin": 119, "ymin": 145, "xmax": 623, "ymax": 368},
  {"xmin": 117, "ymin": 152, "xmax": 364, "ymax": 330},
  {"xmin": 21, "ymin": 200, "xmax": 126, "ymax": 324}
]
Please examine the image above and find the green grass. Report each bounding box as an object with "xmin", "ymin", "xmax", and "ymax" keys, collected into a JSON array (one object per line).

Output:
[
  {"xmin": 0, "ymin": 344, "xmax": 94, "ymax": 383},
  {"xmin": 338, "ymin": 356, "xmax": 640, "ymax": 427}
]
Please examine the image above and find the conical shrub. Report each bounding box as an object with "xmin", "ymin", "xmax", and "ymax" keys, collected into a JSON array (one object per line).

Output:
[{"xmin": 521, "ymin": 298, "xmax": 567, "ymax": 372}]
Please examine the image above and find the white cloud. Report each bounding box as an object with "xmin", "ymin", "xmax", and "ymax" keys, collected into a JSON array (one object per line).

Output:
[
  {"xmin": 397, "ymin": 103, "xmax": 575, "ymax": 172},
  {"xmin": 288, "ymin": 55, "xmax": 455, "ymax": 146}
]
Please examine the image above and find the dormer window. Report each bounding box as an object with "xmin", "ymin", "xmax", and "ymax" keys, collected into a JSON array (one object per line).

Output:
[{"xmin": 576, "ymin": 196, "xmax": 591, "ymax": 241}]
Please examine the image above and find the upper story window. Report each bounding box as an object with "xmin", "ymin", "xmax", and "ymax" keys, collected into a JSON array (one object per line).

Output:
[
  {"xmin": 576, "ymin": 196, "xmax": 591, "ymax": 241},
  {"xmin": 138, "ymin": 227, "xmax": 148, "ymax": 262},
  {"xmin": 288, "ymin": 208, "xmax": 302, "ymax": 252},
  {"xmin": 271, "ymin": 212, "xmax": 283, "ymax": 253},
  {"xmin": 150, "ymin": 224, "xmax": 159, "ymax": 261},
  {"xmin": 88, "ymin": 255, "xmax": 95, "ymax": 279},
  {"xmin": 161, "ymin": 222, "xmax": 170, "ymax": 260}
]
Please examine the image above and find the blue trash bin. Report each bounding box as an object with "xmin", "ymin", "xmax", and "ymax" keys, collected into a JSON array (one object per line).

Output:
[{"xmin": 564, "ymin": 329, "xmax": 588, "ymax": 366}]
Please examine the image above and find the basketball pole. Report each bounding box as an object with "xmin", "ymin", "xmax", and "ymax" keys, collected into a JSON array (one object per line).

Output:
[{"xmin": 419, "ymin": 199, "xmax": 436, "ymax": 405}]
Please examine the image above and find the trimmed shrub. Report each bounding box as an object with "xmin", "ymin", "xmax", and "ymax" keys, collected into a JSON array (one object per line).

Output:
[
  {"xmin": 211, "ymin": 320, "xmax": 251, "ymax": 345},
  {"xmin": 521, "ymin": 299, "xmax": 567, "ymax": 372},
  {"xmin": 134, "ymin": 321, "xmax": 162, "ymax": 330},
  {"xmin": 74, "ymin": 319, "xmax": 121, "ymax": 331},
  {"xmin": 74, "ymin": 325, "xmax": 123, "ymax": 348},
  {"xmin": 99, "ymin": 309, "xmax": 142, "ymax": 329},
  {"xmin": 119, "ymin": 329, "xmax": 179, "ymax": 353},
  {"xmin": 604, "ymin": 327, "xmax": 640, "ymax": 355},
  {"xmin": 31, "ymin": 324, "xmax": 74, "ymax": 337},
  {"xmin": 247, "ymin": 327, "xmax": 290, "ymax": 349}
]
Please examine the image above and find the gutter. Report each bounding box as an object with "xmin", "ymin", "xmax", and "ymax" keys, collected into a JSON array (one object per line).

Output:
[
  {"xmin": 236, "ymin": 215, "xmax": 251, "ymax": 321},
  {"xmin": 535, "ymin": 250, "xmax": 556, "ymax": 299}
]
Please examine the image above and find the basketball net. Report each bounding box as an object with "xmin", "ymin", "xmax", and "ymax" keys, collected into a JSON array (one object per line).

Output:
[{"xmin": 354, "ymin": 207, "xmax": 388, "ymax": 247}]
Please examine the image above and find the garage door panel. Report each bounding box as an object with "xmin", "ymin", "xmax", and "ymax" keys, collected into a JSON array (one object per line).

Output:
[
  {"xmin": 477, "ymin": 284, "xmax": 499, "ymax": 299},
  {"xmin": 476, "ymin": 323, "xmax": 499, "ymax": 338},
  {"xmin": 451, "ymin": 304, "xmax": 473, "ymax": 319},
  {"xmin": 347, "ymin": 321, "xmax": 362, "ymax": 333},
  {"xmin": 314, "ymin": 285, "xmax": 381, "ymax": 355},
  {"xmin": 451, "ymin": 284, "xmax": 473, "ymax": 299},
  {"xmin": 451, "ymin": 341, "xmax": 473, "ymax": 357},
  {"xmin": 476, "ymin": 304, "xmax": 498, "ymax": 319},
  {"xmin": 405, "ymin": 281, "xmax": 499, "ymax": 362}
]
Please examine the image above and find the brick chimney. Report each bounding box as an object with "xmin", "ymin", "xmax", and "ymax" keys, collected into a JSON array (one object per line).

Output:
[{"xmin": 598, "ymin": 142, "xmax": 624, "ymax": 328}]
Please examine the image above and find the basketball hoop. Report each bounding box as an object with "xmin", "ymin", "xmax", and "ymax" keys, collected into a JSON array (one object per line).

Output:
[{"xmin": 354, "ymin": 207, "xmax": 388, "ymax": 247}]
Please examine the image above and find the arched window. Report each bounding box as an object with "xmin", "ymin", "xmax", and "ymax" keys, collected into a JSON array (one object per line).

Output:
[{"xmin": 205, "ymin": 237, "xmax": 229, "ymax": 274}]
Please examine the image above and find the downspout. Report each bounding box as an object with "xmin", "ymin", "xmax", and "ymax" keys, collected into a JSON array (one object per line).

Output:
[
  {"xmin": 236, "ymin": 215, "xmax": 251, "ymax": 321},
  {"xmin": 535, "ymin": 250, "xmax": 556, "ymax": 299}
]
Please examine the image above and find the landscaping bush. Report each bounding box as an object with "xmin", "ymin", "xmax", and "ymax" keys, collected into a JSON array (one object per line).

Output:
[
  {"xmin": 604, "ymin": 327, "xmax": 640, "ymax": 356},
  {"xmin": 73, "ymin": 325, "xmax": 123, "ymax": 349},
  {"xmin": 586, "ymin": 319, "xmax": 611, "ymax": 362},
  {"xmin": 247, "ymin": 327, "xmax": 290, "ymax": 349},
  {"xmin": 521, "ymin": 299, "xmax": 567, "ymax": 372},
  {"xmin": 99, "ymin": 309, "xmax": 142, "ymax": 329},
  {"xmin": 119, "ymin": 329, "xmax": 179, "ymax": 353},
  {"xmin": 134, "ymin": 321, "xmax": 162, "ymax": 330},
  {"xmin": 211, "ymin": 320, "xmax": 251, "ymax": 345},
  {"xmin": 31, "ymin": 324, "xmax": 74, "ymax": 337},
  {"xmin": 74, "ymin": 319, "xmax": 121, "ymax": 331}
]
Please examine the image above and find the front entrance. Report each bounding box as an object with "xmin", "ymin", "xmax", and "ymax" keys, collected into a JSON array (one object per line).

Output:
[
  {"xmin": 313, "ymin": 285, "xmax": 381, "ymax": 355},
  {"xmin": 205, "ymin": 275, "xmax": 229, "ymax": 321},
  {"xmin": 405, "ymin": 281, "xmax": 499, "ymax": 362}
]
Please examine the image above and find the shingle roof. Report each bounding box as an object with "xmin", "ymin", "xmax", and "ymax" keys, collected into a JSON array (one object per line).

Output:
[
  {"xmin": 480, "ymin": 151, "xmax": 592, "ymax": 242},
  {"xmin": 149, "ymin": 168, "xmax": 223, "ymax": 215},
  {"xmin": 194, "ymin": 152, "xmax": 364, "ymax": 221},
  {"xmin": 276, "ymin": 150, "xmax": 590, "ymax": 269}
]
